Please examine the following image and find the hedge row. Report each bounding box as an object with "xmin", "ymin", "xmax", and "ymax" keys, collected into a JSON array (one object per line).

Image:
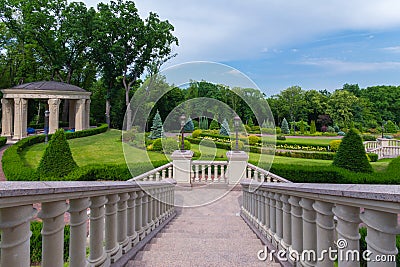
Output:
[
  {"xmin": 186, "ymin": 137, "xmax": 232, "ymax": 150},
  {"xmin": 0, "ymin": 136, "xmax": 7, "ymax": 148},
  {"xmin": 253, "ymin": 156, "xmax": 400, "ymax": 184},
  {"xmin": 2, "ymin": 124, "xmax": 108, "ymax": 181}
]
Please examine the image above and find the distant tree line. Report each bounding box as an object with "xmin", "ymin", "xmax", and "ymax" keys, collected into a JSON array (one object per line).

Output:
[{"xmin": 0, "ymin": 0, "xmax": 178, "ymax": 128}]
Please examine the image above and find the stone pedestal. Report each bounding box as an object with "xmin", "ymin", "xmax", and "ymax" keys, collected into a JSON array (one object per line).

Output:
[
  {"xmin": 226, "ymin": 151, "xmax": 249, "ymax": 185},
  {"xmin": 171, "ymin": 150, "xmax": 194, "ymax": 184}
]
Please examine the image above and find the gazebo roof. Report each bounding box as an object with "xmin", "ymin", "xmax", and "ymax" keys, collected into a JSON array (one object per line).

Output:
[{"xmin": 11, "ymin": 81, "xmax": 87, "ymax": 92}]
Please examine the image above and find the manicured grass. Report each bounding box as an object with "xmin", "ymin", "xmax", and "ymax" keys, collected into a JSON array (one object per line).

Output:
[
  {"xmin": 22, "ymin": 129, "xmax": 167, "ymax": 169},
  {"xmin": 22, "ymin": 129, "xmax": 390, "ymax": 173}
]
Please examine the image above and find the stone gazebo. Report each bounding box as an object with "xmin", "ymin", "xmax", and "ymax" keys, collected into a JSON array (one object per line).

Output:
[{"xmin": 1, "ymin": 81, "xmax": 91, "ymax": 140}]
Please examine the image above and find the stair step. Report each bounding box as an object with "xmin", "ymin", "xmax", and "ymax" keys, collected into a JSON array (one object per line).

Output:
[
  {"xmin": 127, "ymin": 259, "xmax": 280, "ymax": 267},
  {"xmin": 155, "ymin": 231, "xmax": 258, "ymax": 239}
]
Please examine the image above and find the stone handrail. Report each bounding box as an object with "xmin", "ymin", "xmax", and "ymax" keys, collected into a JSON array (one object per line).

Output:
[
  {"xmin": 247, "ymin": 163, "xmax": 292, "ymax": 183},
  {"xmin": 0, "ymin": 180, "xmax": 176, "ymax": 267},
  {"xmin": 241, "ymin": 180, "xmax": 400, "ymax": 266},
  {"xmin": 128, "ymin": 162, "xmax": 173, "ymax": 182},
  {"xmin": 364, "ymin": 141, "xmax": 379, "ymax": 152},
  {"xmin": 191, "ymin": 160, "xmax": 228, "ymax": 183}
]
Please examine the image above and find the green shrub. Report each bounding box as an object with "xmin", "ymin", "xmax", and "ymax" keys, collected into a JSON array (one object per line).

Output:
[
  {"xmin": 2, "ymin": 124, "xmax": 108, "ymax": 181},
  {"xmin": 162, "ymin": 138, "xmax": 179, "ymax": 153},
  {"xmin": 248, "ymin": 135, "xmax": 261, "ymax": 146},
  {"xmin": 362, "ymin": 134, "xmax": 376, "ymax": 141},
  {"xmin": 367, "ymin": 153, "xmax": 378, "ymax": 162},
  {"xmin": 261, "ymin": 127, "xmax": 275, "ymax": 134},
  {"xmin": 276, "ymin": 135, "xmax": 286, "ymax": 141},
  {"xmin": 385, "ymin": 120, "xmax": 398, "ymax": 133},
  {"xmin": 231, "ymin": 140, "xmax": 244, "ymax": 150},
  {"xmin": 274, "ymin": 151, "xmax": 335, "ymax": 160},
  {"xmin": 333, "ymin": 128, "xmax": 373, "ymax": 173},
  {"xmin": 184, "ymin": 140, "xmax": 191, "ymax": 150},
  {"xmin": 310, "ymin": 120, "xmax": 316, "ymax": 134},
  {"xmin": 329, "ymin": 140, "xmax": 342, "ymax": 152},
  {"xmin": 30, "ymin": 221, "xmax": 70, "ymax": 264},
  {"xmin": 209, "ymin": 117, "xmax": 219, "ymax": 130},
  {"xmin": 275, "ymin": 127, "xmax": 281, "ymax": 134},
  {"xmin": 152, "ymin": 138, "xmax": 163, "ymax": 151},
  {"xmin": 281, "ymin": 118, "xmax": 290, "ymax": 134},
  {"xmin": 37, "ymin": 129, "xmax": 78, "ymax": 179},
  {"xmin": 0, "ymin": 137, "xmax": 7, "ymax": 147},
  {"xmin": 192, "ymin": 129, "xmax": 202, "ymax": 139}
]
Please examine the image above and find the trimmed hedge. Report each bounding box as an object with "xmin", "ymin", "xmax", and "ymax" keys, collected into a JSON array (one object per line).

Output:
[
  {"xmin": 275, "ymin": 151, "xmax": 335, "ymax": 160},
  {"xmin": 37, "ymin": 129, "xmax": 78, "ymax": 179},
  {"xmin": 253, "ymin": 156, "xmax": 400, "ymax": 184},
  {"xmin": 0, "ymin": 136, "xmax": 7, "ymax": 148},
  {"xmin": 2, "ymin": 124, "xmax": 108, "ymax": 181}
]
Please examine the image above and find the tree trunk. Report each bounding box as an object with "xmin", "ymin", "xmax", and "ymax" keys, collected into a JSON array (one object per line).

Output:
[{"xmin": 105, "ymin": 99, "xmax": 111, "ymax": 128}]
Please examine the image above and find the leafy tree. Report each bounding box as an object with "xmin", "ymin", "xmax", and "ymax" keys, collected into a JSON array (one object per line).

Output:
[
  {"xmin": 184, "ymin": 117, "xmax": 194, "ymax": 132},
  {"xmin": 209, "ymin": 115, "xmax": 219, "ymax": 130},
  {"xmin": 326, "ymin": 90, "xmax": 358, "ymax": 128},
  {"xmin": 37, "ymin": 129, "xmax": 78, "ymax": 178},
  {"xmin": 333, "ymin": 128, "xmax": 373, "ymax": 173},
  {"xmin": 220, "ymin": 119, "xmax": 230, "ymax": 136},
  {"xmin": 310, "ymin": 120, "xmax": 316, "ymax": 134},
  {"xmin": 148, "ymin": 110, "xmax": 164, "ymax": 139},
  {"xmin": 385, "ymin": 120, "xmax": 397, "ymax": 133},
  {"xmin": 299, "ymin": 119, "xmax": 305, "ymax": 134},
  {"xmin": 199, "ymin": 117, "xmax": 209, "ymax": 130},
  {"xmin": 278, "ymin": 86, "xmax": 306, "ymax": 130},
  {"xmin": 281, "ymin": 118, "xmax": 290, "ymax": 134},
  {"xmin": 247, "ymin": 117, "xmax": 254, "ymax": 127}
]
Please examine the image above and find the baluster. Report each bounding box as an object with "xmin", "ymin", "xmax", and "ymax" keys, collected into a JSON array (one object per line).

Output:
[
  {"xmin": 268, "ymin": 192, "xmax": 276, "ymax": 245},
  {"xmin": 332, "ymin": 205, "xmax": 361, "ymax": 267},
  {"xmin": 195, "ymin": 164, "xmax": 199, "ymax": 182},
  {"xmin": 274, "ymin": 193, "xmax": 283, "ymax": 249},
  {"xmin": 168, "ymin": 167, "xmax": 172, "ymax": 179},
  {"xmin": 69, "ymin": 198, "xmax": 90, "ymax": 267},
  {"xmin": 147, "ymin": 190, "xmax": 155, "ymax": 231},
  {"xmin": 288, "ymin": 196, "xmax": 302, "ymax": 265},
  {"xmin": 281, "ymin": 195, "xmax": 291, "ymax": 254},
  {"xmin": 313, "ymin": 201, "xmax": 334, "ymax": 267},
  {"xmin": 299, "ymin": 198, "xmax": 316, "ymax": 267},
  {"xmin": 0, "ymin": 205, "xmax": 36, "ymax": 267},
  {"xmin": 149, "ymin": 174, "xmax": 154, "ymax": 181},
  {"xmin": 254, "ymin": 191, "xmax": 259, "ymax": 225},
  {"xmin": 361, "ymin": 209, "xmax": 398, "ymax": 267},
  {"xmin": 247, "ymin": 167, "xmax": 252, "ymax": 179},
  {"xmin": 105, "ymin": 194, "xmax": 122, "ymax": 263},
  {"xmin": 201, "ymin": 164, "xmax": 205, "ymax": 181},
  {"xmin": 117, "ymin": 193, "xmax": 130, "ymax": 254},
  {"xmin": 213, "ymin": 165, "xmax": 218, "ymax": 182},
  {"xmin": 162, "ymin": 169, "xmax": 166, "ymax": 179},
  {"xmin": 221, "ymin": 165, "xmax": 225, "ymax": 182},
  {"xmin": 260, "ymin": 173, "xmax": 265, "ymax": 182},
  {"xmin": 135, "ymin": 192, "xmax": 144, "ymax": 242},
  {"xmin": 127, "ymin": 192, "xmax": 138, "ymax": 247},
  {"xmin": 208, "ymin": 164, "xmax": 212, "ymax": 182},
  {"xmin": 156, "ymin": 172, "xmax": 160, "ymax": 181},
  {"xmin": 88, "ymin": 196, "xmax": 108, "ymax": 267},
  {"xmin": 266, "ymin": 174, "xmax": 271, "ymax": 182},
  {"xmin": 156, "ymin": 188, "xmax": 162, "ymax": 225},
  {"xmin": 254, "ymin": 170, "xmax": 259, "ymax": 182},
  {"xmin": 39, "ymin": 201, "xmax": 69, "ymax": 267},
  {"xmin": 263, "ymin": 192, "xmax": 271, "ymax": 240}
]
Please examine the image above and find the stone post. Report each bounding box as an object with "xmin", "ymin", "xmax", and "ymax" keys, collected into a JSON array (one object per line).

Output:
[
  {"xmin": 13, "ymin": 98, "xmax": 27, "ymax": 139},
  {"xmin": 171, "ymin": 150, "xmax": 194, "ymax": 184},
  {"xmin": 85, "ymin": 99, "xmax": 91, "ymax": 129},
  {"xmin": 69, "ymin": 100, "xmax": 76, "ymax": 129},
  {"xmin": 69, "ymin": 198, "xmax": 90, "ymax": 267},
  {"xmin": 1, "ymin": 98, "xmax": 13, "ymax": 137},
  {"xmin": 75, "ymin": 99, "xmax": 86, "ymax": 131},
  {"xmin": 88, "ymin": 196, "xmax": 108, "ymax": 267},
  {"xmin": 48, "ymin": 99, "xmax": 61, "ymax": 134},
  {"xmin": 226, "ymin": 150, "xmax": 249, "ymax": 185}
]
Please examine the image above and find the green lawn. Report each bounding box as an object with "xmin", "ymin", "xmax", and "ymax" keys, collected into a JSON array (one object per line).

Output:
[{"xmin": 21, "ymin": 129, "xmax": 389, "ymax": 172}]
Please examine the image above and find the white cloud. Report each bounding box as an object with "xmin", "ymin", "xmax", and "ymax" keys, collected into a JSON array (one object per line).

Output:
[
  {"xmin": 383, "ymin": 46, "xmax": 400, "ymax": 53},
  {"xmin": 297, "ymin": 58, "xmax": 400, "ymax": 72}
]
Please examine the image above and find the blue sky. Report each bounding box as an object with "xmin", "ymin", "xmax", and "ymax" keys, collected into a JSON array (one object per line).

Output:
[{"xmin": 83, "ymin": 0, "xmax": 400, "ymax": 96}]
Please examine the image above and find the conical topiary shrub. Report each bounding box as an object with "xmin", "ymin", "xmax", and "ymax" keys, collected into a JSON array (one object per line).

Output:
[
  {"xmin": 37, "ymin": 129, "xmax": 78, "ymax": 179},
  {"xmin": 332, "ymin": 128, "xmax": 373, "ymax": 173}
]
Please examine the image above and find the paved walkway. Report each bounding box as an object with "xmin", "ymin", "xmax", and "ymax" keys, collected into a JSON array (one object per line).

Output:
[
  {"xmin": 127, "ymin": 190, "xmax": 279, "ymax": 267},
  {"xmin": 0, "ymin": 143, "xmax": 11, "ymax": 181}
]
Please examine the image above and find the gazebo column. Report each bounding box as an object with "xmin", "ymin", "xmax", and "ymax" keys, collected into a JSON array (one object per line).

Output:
[
  {"xmin": 69, "ymin": 100, "xmax": 76, "ymax": 129},
  {"xmin": 48, "ymin": 99, "xmax": 61, "ymax": 134},
  {"xmin": 85, "ymin": 99, "xmax": 91, "ymax": 129},
  {"xmin": 75, "ymin": 99, "xmax": 86, "ymax": 131},
  {"xmin": 1, "ymin": 99, "xmax": 13, "ymax": 137},
  {"xmin": 13, "ymin": 98, "xmax": 27, "ymax": 140}
]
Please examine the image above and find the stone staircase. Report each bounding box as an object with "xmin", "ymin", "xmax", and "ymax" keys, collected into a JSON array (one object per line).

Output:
[{"xmin": 126, "ymin": 191, "xmax": 280, "ymax": 266}]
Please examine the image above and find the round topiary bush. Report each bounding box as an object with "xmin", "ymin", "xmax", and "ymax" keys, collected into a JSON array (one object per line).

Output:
[
  {"xmin": 37, "ymin": 129, "xmax": 78, "ymax": 179},
  {"xmin": 332, "ymin": 128, "xmax": 373, "ymax": 173},
  {"xmin": 192, "ymin": 129, "xmax": 202, "ymax": 139},
  {"xmin": 248, "ymin": 135, "xmax": 261, "ymax": 146}
]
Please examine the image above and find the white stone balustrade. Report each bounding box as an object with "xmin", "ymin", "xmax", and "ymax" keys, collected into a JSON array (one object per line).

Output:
[
  {"xmin": 247, "ymin": 163, "xmax": 291, "ymax": 183},
  {"xmin": 0, "ymin": 180, "xmax": 176, "ymax": 267},
  {"xmin": 191, "ymin": 160, "xmax": 228, "ymax": 183},
  {"xmin": 364, "ymin": 139, "xmax": 400, "ymax": 159},
  {"xmin": 241, "ymin": 181, "xmax": 400, "ymax": 267},
  {"xmin": 128, "ymin": 162, "xmax": 173, "ymax": 182}
]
